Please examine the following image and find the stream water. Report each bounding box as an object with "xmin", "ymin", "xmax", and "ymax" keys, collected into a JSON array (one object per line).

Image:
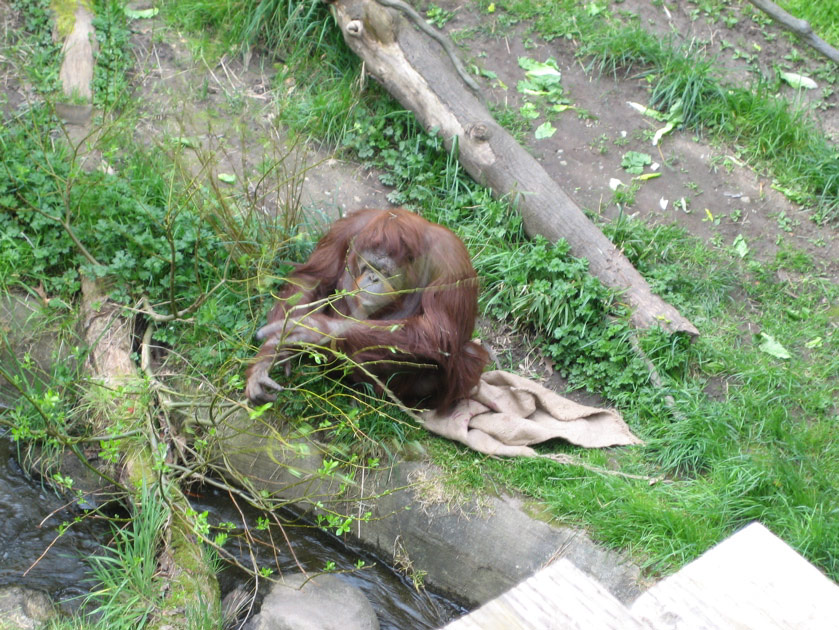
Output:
[
  {"xmin": 0, "ymin": 436, "xmax": 465, "ymax": 628},
  {"xmin": 192, "ymin": 487, "xmax": 466, "ymax": 629},
  {"xmin": 0, "ymin": 436, "xmax": 103, "ymax": 608}
]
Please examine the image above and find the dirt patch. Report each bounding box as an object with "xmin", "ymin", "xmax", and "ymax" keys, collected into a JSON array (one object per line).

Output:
[
  {"xmin": 436, "ymin": 0, "xmax": 839, "ymax": 278},
  {"xmin": 0, "ymin": 3, "xmax": 33, "ymax": 115},
  {"xmin": 125, "ymin": 17, "xmax": 392, "ymax": 226}
]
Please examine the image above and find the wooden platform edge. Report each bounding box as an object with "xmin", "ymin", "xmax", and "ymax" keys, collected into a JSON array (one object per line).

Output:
[
  {"xmin": 630, "ymin": 522, "xmax": 839, "ymax": 630},
  {"xmin": 442, "ymin": 558, "xmax": 647, "ymax": 630}
]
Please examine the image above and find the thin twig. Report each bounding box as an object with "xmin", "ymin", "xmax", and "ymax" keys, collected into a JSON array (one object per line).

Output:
[
  {"xmin": 543, "ymin": 453, "xmax": 664, "ymax": 484},
  {"xmin": 136, "ymin": 278, "xmax": 226, "ymax": 323}
]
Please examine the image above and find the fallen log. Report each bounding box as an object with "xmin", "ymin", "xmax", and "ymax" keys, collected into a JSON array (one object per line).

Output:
[
  {"xmin": 328, "ymin": 0, "xmax": 698, "ymax": 337},
  {"xmin": 47, "ymin": 7, "xmax": 222, "ymax": 620},
  {"xmin": 747, "ymin": 0, "xmax": 839, "ymax": 65},
  {"xmin": 79, "ymin": 278, "xmax": 220, "ymax": 629}
]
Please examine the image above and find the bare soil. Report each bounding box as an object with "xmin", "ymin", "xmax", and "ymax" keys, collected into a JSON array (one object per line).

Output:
[
  {"xmin": 124, "ymin": 12, "xmax": 393, "ymax": 227},
  {"xmin": 437, "ymin": 0, "xmax": 839, "ymax": 276}
]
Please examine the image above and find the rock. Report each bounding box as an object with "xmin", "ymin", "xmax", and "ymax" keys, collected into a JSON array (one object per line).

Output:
[
  {"xmin": 245, "ymin": 573, "xmax": 379, "ymax": 630},
  {"xmin": 0, "ymin": 586, "xmax": 55, "ymax": 629},
  {"xmin": 0, "ymin": 292, "xmax": 67, "ymax": 399},
  {"xmin": 218, "ymin": 416, "xmax": 644, "ymax": 609},
  {"xmin": 356, "ymin": 462, "xmax": 643, "ymax": 606}
]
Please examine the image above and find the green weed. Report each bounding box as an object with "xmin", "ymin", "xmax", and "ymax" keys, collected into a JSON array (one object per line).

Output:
[
  {"xmin": 92, "ymin": 1, "xmax": 134, "ymax": 112},
  {"xmin": 84, "ymin": 485, "xmax": 168, "ymax": 629},
  {"xmin": 776, "ymin": 1, "xmax": 839, "ymax": 47},
  {"xmin": 8, "ymin": 0, "xmax": 63, "ymax": 95}
]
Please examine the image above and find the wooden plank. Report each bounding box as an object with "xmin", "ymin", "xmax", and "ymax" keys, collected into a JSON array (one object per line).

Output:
[
  {"xmin": 443, "ymin": 558, "xmax": 646, "ymax": 629},
  {"xmin": 631, "ymin": 522, "xmax": 839, "ymax": 629}
]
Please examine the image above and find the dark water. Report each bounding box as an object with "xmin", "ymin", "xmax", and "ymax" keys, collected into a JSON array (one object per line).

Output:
[
  {"xmin": 0, "ymin": 437, "xmax": 465, "ymax": 628},
  {"xmin": 192, "ymin": 487, "xmax": 466, "ymax": 630},
  {"xmin": 0, "ymin": 437, "xmax": 105, "ymax": 608}
]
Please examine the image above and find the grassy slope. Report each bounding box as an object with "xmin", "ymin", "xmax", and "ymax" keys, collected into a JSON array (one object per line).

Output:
[{"xmin": 456, "ymin": 0, "xmax": 839, "ymax": 577}]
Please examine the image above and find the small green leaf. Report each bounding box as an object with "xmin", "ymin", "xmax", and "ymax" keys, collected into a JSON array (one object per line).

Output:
[
  {"xmin": 587, "ymin": 2, "xmax": 605, "ymax": 16},
  {"xmin": 519, "ymin": 102, "xmax": 540, "ymax": 119},
  {"xmin": 125, "ymin": 7, "xmax": 159, "ymax": 19},
  {"xmin": 652, "ymin": 121, "xmax": 675, "ymax": 146},
  {"xmin": 620, "ymin": 151, "xmax": 652, "ymax": 174},
  {"xmin": 517, "ymin": 80, "xmax": 547, "ymax": 96},
  {"xmin": 758, "ymin": 333, "xmax": 791, "ymax": 360},
  {"xmin": 518, "ymin": 57, "xmax": 562, "ymax": 79},
  {"xmin": 627, "ymin": 101, "xmax": 666, "ymax": 121},
  {"xmin": 534, "ymin": 122, "xmax": 556, "ymax": 139},
  {"xmin": 780, "ymin": 72, "xmax": 817, "ymax": 90},
  {"xmin": 217, "ymin": 173, "xmax": 237, "ymax": 184},
  {"xmin": 173, "ymin": 136, "xmax": 196, "ymax": 148},
  {"xmin": 516, "ymin": 57, "xmax": 564, "ymax": 102},
  {"xmin": 733, "ymin": 234, "xmax": 749, "ymax": 258}
]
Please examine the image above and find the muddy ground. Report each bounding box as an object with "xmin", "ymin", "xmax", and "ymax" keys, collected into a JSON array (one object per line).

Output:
[{"xmin": 440, "ymin": 0, "xmax": 839, "ymax": 272}]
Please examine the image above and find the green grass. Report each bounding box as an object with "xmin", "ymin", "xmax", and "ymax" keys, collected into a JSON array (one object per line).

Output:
[
  {"xmin": 43, "ymin": 485, "xmax": 169, "ymax": 630},
  {"xmin": 161, "ymin": 0, "xmax": 364, "ymax": 145},
  {"xmin": 253, "ymin": 48, "xmax": 839, "ymax": 580},
  {"xmin": 85, "ymin": 486, "xmax": 168, "ymax": 629},
  {"xmin": 7, "ymin": 0, "xmax": 63, "ymax": 95}
]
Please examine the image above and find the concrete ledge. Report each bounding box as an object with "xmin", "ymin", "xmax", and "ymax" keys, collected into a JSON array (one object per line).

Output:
[{"xmin": 215, "ymin": 414, "xmax": 642, "ymax": 607}]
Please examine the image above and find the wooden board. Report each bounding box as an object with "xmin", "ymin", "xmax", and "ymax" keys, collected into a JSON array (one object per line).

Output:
[
  {"xmin": 443, "ymin": 558, "xmax": 645, "ymax": 629},
  {"xmin": 631, "ymin": 522, "xmax": 839, "ymax": 629}
]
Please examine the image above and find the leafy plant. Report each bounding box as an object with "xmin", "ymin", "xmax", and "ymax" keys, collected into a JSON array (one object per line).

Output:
[
  {"xmin": 620, "ymin": 150, "xmax": 652, "ymax": 174},
  {"xmin": 92, "ymin": 0, "xmax": 134, "ymax": 111},
  {"xmin": 426, "ymin": 4, "xmax": 455, "ymax": 28},
  {"xmin": 8, "ymin": 0, "xmax": 63, "ymax": 95}
]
